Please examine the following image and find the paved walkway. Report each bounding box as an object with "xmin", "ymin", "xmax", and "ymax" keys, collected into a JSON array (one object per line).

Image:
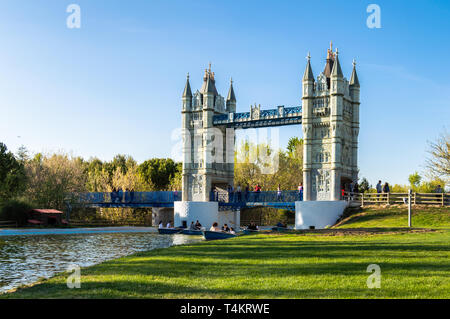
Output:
[{"xmin": 0, "ymin": 226, "xmax": 157, "ymax": 237}]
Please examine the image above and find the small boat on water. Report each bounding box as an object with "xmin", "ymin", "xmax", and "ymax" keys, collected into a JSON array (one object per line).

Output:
[
  {"xmin": 202, "ymin": 230, "xmax": 237, "ymax": 240},
  {"xmin": 271, "ymin": 226, "xmax": 290, "ymax": 232},
  {"xmin": 181, "ymin": 229, "xmax": 203, "ymax": 236},
  {"xmin": 243, "ymin": 229, "xmax": 260, "ymax": 235},
  {"xmin": 158, "ymin": 228, "xmax": 182, "ymax": 235}
]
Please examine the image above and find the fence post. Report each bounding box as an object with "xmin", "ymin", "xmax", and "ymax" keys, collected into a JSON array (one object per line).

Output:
[
  {"xmin": 408, "ymin": 189, "xmax": 412, "ymax": 227},
  {"xmin": 442, "ymin": 193, "xmax": 444, "ymax": 207},
  {"xmin": 387, "ymin": 193, "xmax": 390, "ymax": 205},
  {"xmin": 361, "ymin": 193, "xmax": 364, "ymax": 207}
]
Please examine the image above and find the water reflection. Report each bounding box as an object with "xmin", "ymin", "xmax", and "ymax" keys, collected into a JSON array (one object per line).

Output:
[{"xmin": 0, "ymin": 231, "xmax": 201, "ymax": 294}]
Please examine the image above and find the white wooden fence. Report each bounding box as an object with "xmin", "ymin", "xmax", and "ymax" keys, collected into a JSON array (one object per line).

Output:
[{"xmin": 343, "ymin": 192, "xmax": 450, "ymax": 207}]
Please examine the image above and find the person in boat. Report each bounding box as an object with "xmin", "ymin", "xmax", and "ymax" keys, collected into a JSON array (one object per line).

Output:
[
  {"xmin": 166, "ymin": 220, "xmax": 172, "ymax": 228},
  {"xmin": 230, "ymin": 227, "xmax": 236, "ymax": 235},
  {"xmin": 247, "ymin": 222, "xmax": 258, "ymax": 230},
  {"xmin": 189, "ymin": 221, "xmax": 197, "ymax": 230},
  {"xmin": 195, "ymin": 220, "xmax": 202, "ymax": 230},
  {"xmin": 210, "ymin": 222, "xmax": 221, "ymax": 232},
  {"xmin": 158, "ymin": 221, "xmax": 164, "ymax": 229},
  {"xmin": 222, "ymin": 223, "xmax": 231, "ymax": 232}
]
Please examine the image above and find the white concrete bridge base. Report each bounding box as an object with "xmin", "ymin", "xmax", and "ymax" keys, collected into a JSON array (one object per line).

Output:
[
  {"xmin": 174, "ymin": 201, "xmax": 240, "ymax": 230},
  {"xmin": 295, "ymin": 201, "xmax": 348, "ymax": 230}
]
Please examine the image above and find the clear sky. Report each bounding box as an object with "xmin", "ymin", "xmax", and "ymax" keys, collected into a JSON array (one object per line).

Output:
[{"xmin": 0, "ymin": 0, "xmax": 449, "ymax": 187}]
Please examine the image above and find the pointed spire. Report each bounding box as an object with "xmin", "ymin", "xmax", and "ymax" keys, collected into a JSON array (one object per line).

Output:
[
  {"xmin": 303, "ymin": 52, "xmax": 315, "ymax": 81},
  {"xmin": 331, "ymin": 48, "xmax": 343, "ymax": 77},
  {"xmin": 350, "ymin": 59, "xmax": 360, "ymax": 87},
  {"xmin": 227, "ymin": 77, "xmax": 236, "ymax": 102},
  {"xmin": 182, "ymin": 73, "xmax": 192, "ymax": 97},
  {"xmin": 200, "ymin": 64, "xmax": 218, "ymax": 95}
]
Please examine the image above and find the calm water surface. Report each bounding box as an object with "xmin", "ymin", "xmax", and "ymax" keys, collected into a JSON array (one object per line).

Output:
[{"xmin": 0, "ymin": 229, "xmax": 202, "ymax": 293}]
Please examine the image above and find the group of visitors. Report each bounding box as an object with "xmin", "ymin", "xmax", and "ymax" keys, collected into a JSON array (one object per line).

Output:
[
  {"xmin": 215, "ymin": 182, "xmax": 305, "ymax": 203},
  {"xmin": 210, "ymin": 222, "xmax": 236, "ymax": 234},
  {"xmin": 110, "ymin": 188, "xmax": 135, "ymax": 203},
  {"xmin": 246, "ymin": 222, "xmax": 259, "ymax": 230},
  {"xmin": 158, "ymin": 220, "xmax": 173, "ymax": 229},
  {"xmin": 189, "ymin": 220, "xmax": 203, "ymax": 230},
  {"xmin": 376, "ymin": 180, "xmax": 390, "ymax": 194}
]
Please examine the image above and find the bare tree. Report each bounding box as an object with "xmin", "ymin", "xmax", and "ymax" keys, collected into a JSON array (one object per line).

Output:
[{"xmin": 426, "ymin": 130, "xmax": 450, "ymax": 182}]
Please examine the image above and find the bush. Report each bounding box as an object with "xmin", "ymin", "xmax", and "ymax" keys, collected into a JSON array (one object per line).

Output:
[{"xmin": 0, "ymin": 200, "xmax": 32, "ymax": 226}]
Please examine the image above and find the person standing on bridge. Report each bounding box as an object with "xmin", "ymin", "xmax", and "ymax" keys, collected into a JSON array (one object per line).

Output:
[
  {"xmin": 254, "ymin": 184, "xmax": 261, "ymax": 202},
  {"xmin": 117, "ymin": 188, "xmax": 123, "ymax": 203},
  {"xmin": 237, "ymin": 185, "xmax": 242, "ymax": 202},
  {"xmin": 130, "ymin": 189, "xmax": 135, "ymax": 203},
  {"xmin": 298, "ymin": 183, "xmax": 304, "ymax": 201},
  {"xmin": 110, "ymin": 188, "xmax": 115, "ymax": 203},
  {"xmin": 277, "ymin": 184, "xmax": 282, "ymax": 201}
]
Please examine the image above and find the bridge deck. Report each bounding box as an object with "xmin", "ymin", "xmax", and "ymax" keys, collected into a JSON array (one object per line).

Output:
[
  {"xmin": 213, "ymin": 106, "xmax": 302, "ymax": 129},
  {"xmin": 76, "ymin": 191, "xmax": 299, "ymax": 210}
]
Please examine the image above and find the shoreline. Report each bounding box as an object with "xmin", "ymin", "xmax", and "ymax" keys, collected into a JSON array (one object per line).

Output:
[{"xmin": 0, "ymin": 226, "xmax": 158, "ymax": 237}]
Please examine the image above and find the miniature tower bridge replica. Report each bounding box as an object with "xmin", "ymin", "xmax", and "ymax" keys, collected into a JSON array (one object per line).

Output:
[
  {"xmin": 175, "ymin": 44, "xmax": 361, "ymax": 229},
  {"xmin": 77, "ymin": 45, "xmax": 360, "ymax": 229}
]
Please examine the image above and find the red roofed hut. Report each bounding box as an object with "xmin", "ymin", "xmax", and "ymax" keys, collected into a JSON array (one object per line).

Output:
[{"xmin": 28, "ymin": 209, "xmax": 65, "ymax": 226}]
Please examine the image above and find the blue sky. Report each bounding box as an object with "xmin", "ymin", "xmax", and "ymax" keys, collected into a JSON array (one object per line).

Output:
[{"xmin": 0, "ymin": 0, "xmax": 449, "ymax": 187}]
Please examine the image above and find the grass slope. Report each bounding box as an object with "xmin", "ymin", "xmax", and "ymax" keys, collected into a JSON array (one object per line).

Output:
[
  {"xmin": 335, "ymin": 206, "xmax": 450, "ymax": 229},
  {"xmin": 3, "ymin": 230, "xmax": 449, "ymax": 299}
]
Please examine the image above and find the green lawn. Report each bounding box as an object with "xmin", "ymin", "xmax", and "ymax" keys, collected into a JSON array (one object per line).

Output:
[
  {"xmin": 3, "ymin": 229, "xmax": 449, "ymax": 299},
  {"xmin": 335, "ymin": 206, "xmax": 450, "ymax": 229}
]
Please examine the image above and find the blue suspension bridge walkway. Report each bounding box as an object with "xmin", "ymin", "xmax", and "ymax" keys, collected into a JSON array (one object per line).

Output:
[{"xmin": 77, "ymin": 191, "xmax": 300, "ymax": 210}]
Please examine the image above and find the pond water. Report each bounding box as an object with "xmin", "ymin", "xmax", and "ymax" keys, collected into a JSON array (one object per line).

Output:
[{"xmin": 0, "ymin": 228, "xmax": 202, "ymax": 294}]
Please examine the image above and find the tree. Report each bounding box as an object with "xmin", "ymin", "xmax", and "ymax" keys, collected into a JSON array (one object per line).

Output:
[
  {"xmin": 0, "ymin": 142, "xmax": 27, "ymax": 202},
  {"xmin": 408, "ymin": 172, "xmax": 422, "ymax": 191},
  {"xmin": 24, "ymin": 152, "xmax": 87, "ymax": 210},
  {"xmin": 359, "ymin": 177, "xmax": 371, "ymax": 193},
  {"xmin": 426, "ymin": 130, "xmax": 450, "ymax": 182},
  {"xmin": 287, "ymin": 137, "xmax": 303, "ymax": 160},
  {"xmin": 138, "ymin": 158, "xmax": 178, "ymax": 190},
  {"xmin": 234, "ymin": 140, "xmax": 302, "ymax": 191}
]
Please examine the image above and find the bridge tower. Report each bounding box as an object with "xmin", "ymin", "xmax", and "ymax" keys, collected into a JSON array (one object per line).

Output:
[
  {"xmin": 181, "ymin": 65, "xmax": 236, "ymax": 202},
  {"xmin": 302, "ymin": 43, "xmax": 360, "ymax": 201}
]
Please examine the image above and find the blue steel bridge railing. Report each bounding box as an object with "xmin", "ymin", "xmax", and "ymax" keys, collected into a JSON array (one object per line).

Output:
[
  {"xmin": 78, "ymin": 191, "xmax": 182, "ymax": 205},
  {"xmin": 76, "ymin": 190, "xmax": 299, "ymax": 209},
  {"xmin": 210, "ymin": 190, "xmax": 302, "ymax": 204}
]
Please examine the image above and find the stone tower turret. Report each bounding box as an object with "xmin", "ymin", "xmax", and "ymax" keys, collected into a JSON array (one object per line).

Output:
[
  {"xmin": 302, "ymin": 53, "xmax": 315, "ymax": 201},
  {"xmin": 302, "ymin": 44, "xmax": 360, "ymax": 201},
  {"xmin": 226, "ymin": 78, "xmax": 237, "ymax": 113},
  {"xmin": 181, "ymin": 65, "xmax": 234, "ymax": 202}
]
